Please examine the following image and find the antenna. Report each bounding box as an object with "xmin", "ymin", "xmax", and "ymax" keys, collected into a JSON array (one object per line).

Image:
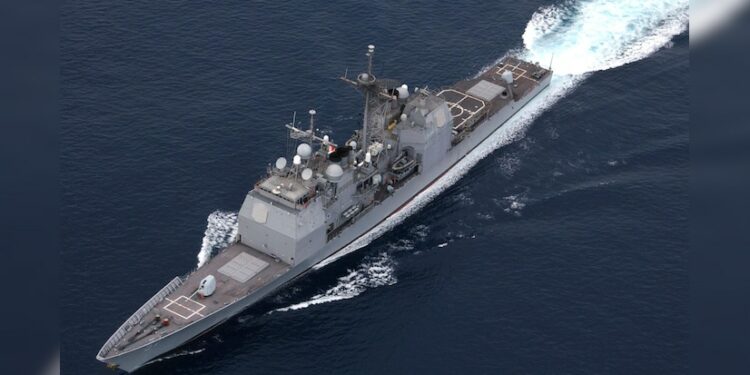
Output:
[
  {"xmin": 308, "ymin": 109, "xmax": 316, "ymax": 140},
  {"xmin": 292, "ymin": 155, "xmax": 302, "ymax": 182},
  {"xmin": 286, "ymin": 111, "xmax": 297, "ymax": 159},
  {"xmin": 366, "ymin": 44, "xmax": 375, "ymax": 74},
  {"xmin": 549, "ymin": 53, "xmax": 554, "ymax": 70},
  {"xmin": 361, "ymin": 44, "xmax": 375, "ymax": 153}
]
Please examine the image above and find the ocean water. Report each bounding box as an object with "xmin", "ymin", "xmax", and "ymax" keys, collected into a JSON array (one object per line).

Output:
[{"xmin": 61, "ymin": 0, "xmax": 689, "ymax": 373}]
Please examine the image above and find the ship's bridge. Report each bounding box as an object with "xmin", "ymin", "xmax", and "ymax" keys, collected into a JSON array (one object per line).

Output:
[{"xmin": 255, "ymin": 175, "xmax": 315, "ymax": 209}]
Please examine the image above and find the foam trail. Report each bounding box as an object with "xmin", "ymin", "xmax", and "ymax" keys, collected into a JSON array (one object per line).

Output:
[
  {"xmin": 273, "ymin": 252, "xmax": 396, "ymax": 312},
  {"xmin": 522, "ymin": 0, "xmax": 689, "ymax": 75},
  {"xmin": 197, "ymin": 211, "xmax": 238, "ymax": 268},
  {"xmin": 315, "ymin": 0, "xmax": 688, "ymax": 270},
  {"xmin": 144, "ymin": 348, "xmax": 206, "ymax": 365}
]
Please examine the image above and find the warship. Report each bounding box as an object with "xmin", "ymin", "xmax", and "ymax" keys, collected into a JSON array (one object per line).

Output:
[{"xmin": 97, "ymin": 45, "xmax": 552, "ymax": 372}]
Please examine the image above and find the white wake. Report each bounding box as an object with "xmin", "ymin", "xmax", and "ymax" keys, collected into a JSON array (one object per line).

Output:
[
  {"xmin": 144, "ymin": 348, "xmax": 206, "ymax": 365},
  {"xmin": 522, "ymin": 0, "xmax": 689, "ymax": 75},
  {"xmin": 196, "ymin": 211, "xmax": 238, "ymax": 268},
  {"xmin": 273, "ymin": 252, "xmax": 396, "ymax": 312}
]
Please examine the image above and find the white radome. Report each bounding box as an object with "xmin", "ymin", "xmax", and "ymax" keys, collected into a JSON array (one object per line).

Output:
[
  {"xmin": 296, "ymin": 143, "xmax": 312, "ymax": 159},
  {"xmin": 325, "ymin": 163, "xmax": 344, "ymax": 182},
  {"xmin": 275, "ymin": 157, "xmax": 287, "ymax": 170}
]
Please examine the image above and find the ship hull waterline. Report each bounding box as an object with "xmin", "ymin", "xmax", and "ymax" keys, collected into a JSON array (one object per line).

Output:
[{"xmin": 98, "ymin": 73, "xmax": 551, "ymax": 372}]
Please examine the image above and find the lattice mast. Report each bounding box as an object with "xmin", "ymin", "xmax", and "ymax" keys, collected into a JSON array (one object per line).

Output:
[{"xmin": 340, "ymin": 44, "xmax": 390, "ymax": 156}]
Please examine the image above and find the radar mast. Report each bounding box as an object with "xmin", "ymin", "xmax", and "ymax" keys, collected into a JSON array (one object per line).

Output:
[{"xmin": 340, "ymin": 44, "xmax": 379, "ymax": 154}]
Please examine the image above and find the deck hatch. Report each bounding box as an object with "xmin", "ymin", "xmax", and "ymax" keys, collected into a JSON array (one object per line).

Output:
[
  {"xmin": 466, "ymin": 80, "xmax": 505, "ymax": 101},
  {"xmin": 218, "ymin": 252, "xmax": 269, "ymax": 283}
]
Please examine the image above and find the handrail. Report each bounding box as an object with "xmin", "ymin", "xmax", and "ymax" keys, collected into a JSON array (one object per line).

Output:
[{"xmin": 97, "ymin": 276, "xmax": 184, "ymax": 359}]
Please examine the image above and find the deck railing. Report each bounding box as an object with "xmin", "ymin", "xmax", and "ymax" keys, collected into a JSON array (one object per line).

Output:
[{"xmin": 96, "ymin": 276, "xmax": 184, "ymax": 359}]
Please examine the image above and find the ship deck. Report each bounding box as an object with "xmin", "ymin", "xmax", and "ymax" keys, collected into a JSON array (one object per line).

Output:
[
  {"xmin": 100, "ymin": 243, "xmax": 290, "ymax": 359},
  {"xmin": 437, "ymin": 56, "xmax": 550, "ymax": 137}
]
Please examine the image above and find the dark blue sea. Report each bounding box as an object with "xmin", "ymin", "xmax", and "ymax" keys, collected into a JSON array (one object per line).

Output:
[{"xmin": 61, "ymin": 0, "xmax": 689, "ymax": 373}]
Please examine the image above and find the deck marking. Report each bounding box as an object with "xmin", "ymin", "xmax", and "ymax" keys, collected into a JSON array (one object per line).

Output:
[
  {"xmin": 496, "ymin": 63, "xmax": 538, "ymax": 83},
  {"xmin": 164, "ymin": 296, "xmax": 206, "ymax": 320},
  {"xmin": 436, "ymin": 89, "xmax": 487, "ymax": 131}
]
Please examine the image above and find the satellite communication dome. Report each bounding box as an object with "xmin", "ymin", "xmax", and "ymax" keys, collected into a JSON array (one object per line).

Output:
[
  {"xmin": 325, "ymin": 163, "xmax": 344, "ymax": 182},
  {"xmin": 501, "ymin": 70, "xmax": 514, "ymax": 84},
  {"xmin": 301, "ymin": 168, "xmax": 313, "ymax": 181},
  {"xmin": 275, "ymin": 157, "xmax": 287, "ymax": 170},
  {"xmin": 396, "ymin": 84, "xmax": 409, "ymax": 99},
  {"xmin": 297, "ymin": 143, "xmax": 312, "ymax": 159},
  {"xmin": 358, "ymin": 72, "xmax": 375, "ymax": 85},
  {"xmin": 293, "ymin": 155, "xmax": 302, "ymax": 166}
]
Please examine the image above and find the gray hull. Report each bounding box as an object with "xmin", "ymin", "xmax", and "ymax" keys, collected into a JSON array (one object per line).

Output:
[{"xmin": 103, "ymin": 71, "xmax": 550, "ymax": 372}]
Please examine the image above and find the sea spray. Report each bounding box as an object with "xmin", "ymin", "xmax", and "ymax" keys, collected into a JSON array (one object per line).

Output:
[
  {"xmin": 273, "ymin": 252, "xmax": 396, "ymax": 312},
  {"xmin": 197, "ymin": 211, "xmax": 238, "ymax": 268},
  {"xmin": 521, "ymin": 0, "xmax": 689, "ymax": 75}
]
